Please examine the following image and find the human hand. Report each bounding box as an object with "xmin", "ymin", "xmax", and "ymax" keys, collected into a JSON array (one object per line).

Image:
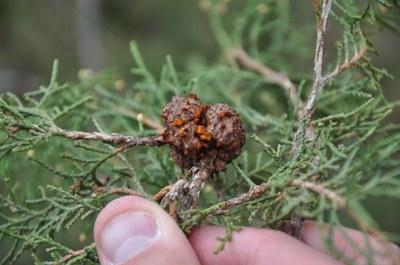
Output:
[{"xmin": 93, "ymin": 196, "xmax": 400, "ymax": 265}]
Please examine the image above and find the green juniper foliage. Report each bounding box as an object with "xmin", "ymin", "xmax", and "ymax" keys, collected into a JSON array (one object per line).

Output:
[{"xmin": 1, "ymin": 0, "xmax": 400, "ymax": 264}]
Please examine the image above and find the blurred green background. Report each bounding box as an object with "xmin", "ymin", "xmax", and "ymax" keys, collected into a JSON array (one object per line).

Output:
[
  {"xmin": 0, "ymin": 0, "xmax": 219, "ymax": 93},
  {"xmin": 0, "ymin": 1, "xmax": 399, "ymax": 263}
]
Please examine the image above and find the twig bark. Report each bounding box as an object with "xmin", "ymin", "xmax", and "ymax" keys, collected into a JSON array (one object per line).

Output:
[
  {"xmin": 187, "ymin": 167, "xmax": 211, "ymax": 207},
  {"xmin": 213, "ymin": 183, "xmax": 268, "ymax": 215},
  {"xmin": 161, "ymin": 179, "xmax": 189, "ymax": 204},
  {"xmin": 161, "ymin": 167, "xmax": 212, "ymax": 216},
  {"xmin": 58, "ymin": 243, "xmax": 96, "ymax": 264},
  {"xmin": 54, "ymin": 128, "xmax": 164, "ymax": 147}
]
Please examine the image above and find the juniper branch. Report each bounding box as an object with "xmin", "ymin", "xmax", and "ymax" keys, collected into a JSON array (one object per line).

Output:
[
  {"xmin": 292, "ymin": 0, "xmax": 333, "ymax": 154},
  {"xmin": 292, "ymin": 0, "xmax": 367, "ymax": 155},
  {"xmin": 5, "ymin": 119, "xmax": 164, "ymax": 148},
  {"xmin": 191, "ymin": 178, "xmax": 342, "ymax": 219}
]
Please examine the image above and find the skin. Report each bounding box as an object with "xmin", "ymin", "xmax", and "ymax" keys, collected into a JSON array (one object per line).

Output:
[{"xmin": 94, "ymin": 196, "xmax": 400, "ymax": 265}]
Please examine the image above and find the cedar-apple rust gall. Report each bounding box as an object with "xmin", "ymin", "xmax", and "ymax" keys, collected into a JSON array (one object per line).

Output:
[{"xmin": 161, "ymin": 94, "xmax": 246, "ymax": 173}]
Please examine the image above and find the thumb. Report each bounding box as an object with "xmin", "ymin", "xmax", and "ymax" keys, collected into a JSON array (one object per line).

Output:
[{"xmin": 94, "ymin": 195, "xmax": 200, "ymax": 265}]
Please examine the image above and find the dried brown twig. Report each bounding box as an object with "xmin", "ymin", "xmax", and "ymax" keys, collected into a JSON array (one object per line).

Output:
[
  {"xmin": 229, "ymin": 47, "xmax": 303, "ymax": 115},
  {"xmin": 322, "ymin": 47, "xmax": 368, "ymax": 85},
  {"xmin": 94, "ymin": 186, "xmax": 145, "ymax": 197},
  {"xmin": 57, "ymin": 243, "xmax": 96, "ymax": 264},
  {"xmin": 153, "ymin": 185, "xmax": 172, "ymax": 201},
  {"xmin": 114, "ymin": 106, "xmax": 164, "ymax": 133}
]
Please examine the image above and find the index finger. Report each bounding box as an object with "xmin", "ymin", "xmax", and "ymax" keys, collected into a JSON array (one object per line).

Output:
[
  {"xmin": 189, "ymin": 226, "xmax": 341, "ymax": 265},
  {"xmin": 301, "ymin": 220, "xmax": 400, "ymax": 265}
]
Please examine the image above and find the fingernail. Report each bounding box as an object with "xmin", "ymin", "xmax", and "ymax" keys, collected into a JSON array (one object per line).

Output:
[{"xmin": 99, "ymin": 212, "xmax": 158, "ymax": 264}]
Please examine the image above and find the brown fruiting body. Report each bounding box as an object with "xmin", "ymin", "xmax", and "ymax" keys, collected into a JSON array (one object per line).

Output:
[{"xmin": 162, "ymin": 94, "xmax": 245, "ymax": 173}]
